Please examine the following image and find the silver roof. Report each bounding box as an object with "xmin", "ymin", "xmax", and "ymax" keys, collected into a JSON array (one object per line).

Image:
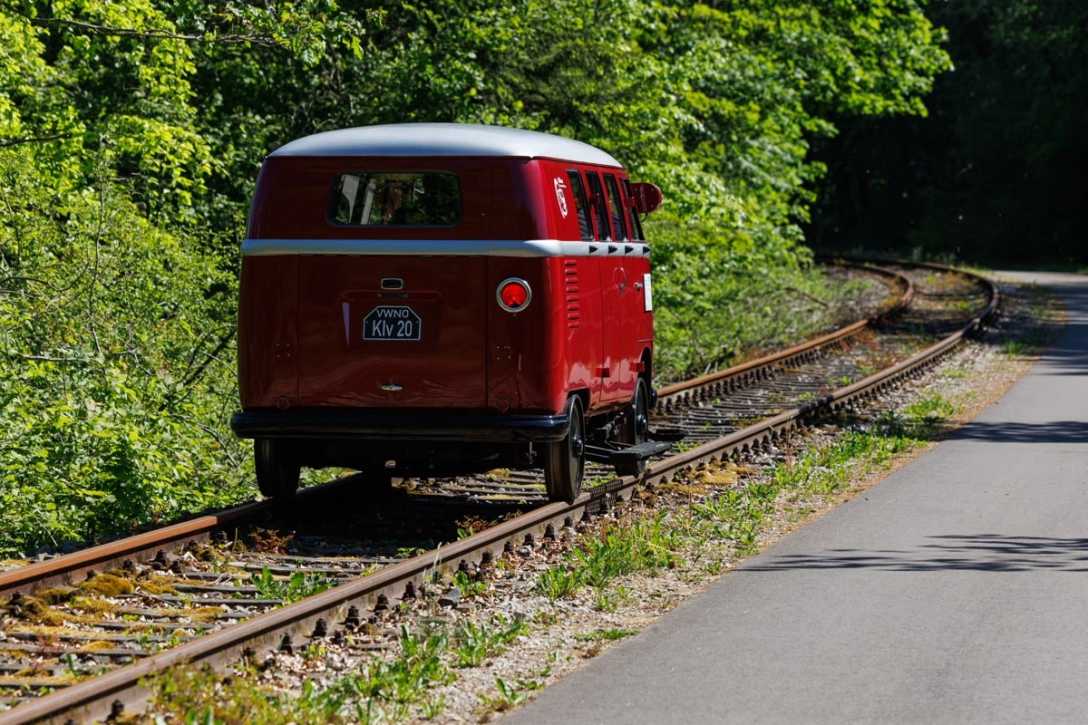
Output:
[{"xmin": 269, "ymin": 123, "xmax": 623, "ymax": 167}]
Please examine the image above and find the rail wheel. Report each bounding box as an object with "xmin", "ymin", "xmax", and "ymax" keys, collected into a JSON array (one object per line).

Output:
[
  {"xmin": 620, "ymin": 378, "xmax": 651, "ymax": 445},
  {"xmin": 544, "ymin": 396, "xmax": 585, "ymax": 503},
  {"xmin": 254, "ymin": 439, "xmax": 300, "ymax": 499}
]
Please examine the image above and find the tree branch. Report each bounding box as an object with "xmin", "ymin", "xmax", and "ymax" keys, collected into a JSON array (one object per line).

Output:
[
  {"xmin": 781, "ymin": 285, "xmax": 830, "ymax": 308},
  {"xmin": 31, "ymin": 17, "xmax": 283, "ymax": 48},
  {"xmin": 6, "ymin": 352, "xmax": 95, "ymax": 364},
  {"xmin": 0, "ymin": 133, "xmax": 74, "ymax": 149},
  {"xmin": 179, "ymin": 329, "xmax": 236, "ymax": 391}
]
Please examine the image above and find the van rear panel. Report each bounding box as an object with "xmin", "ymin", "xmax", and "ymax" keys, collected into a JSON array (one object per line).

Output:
[
  {"xmin": 240, "ymin": 155, "xmax": 559, "ymax": 413},
  {"xmin": 295, "ymin": 255, "xmax": 488, "ymax": 408}
]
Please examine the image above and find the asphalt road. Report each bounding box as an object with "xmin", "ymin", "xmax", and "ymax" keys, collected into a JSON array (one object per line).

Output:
[{"xmin": 507, "ymin": 271, "xmax": 1088, "ymax": 725}]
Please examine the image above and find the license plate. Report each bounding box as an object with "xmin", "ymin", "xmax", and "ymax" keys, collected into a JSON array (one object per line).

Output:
[{"xmin": 363, "ymin": 305, "xmax": 422, "ymax": 341}]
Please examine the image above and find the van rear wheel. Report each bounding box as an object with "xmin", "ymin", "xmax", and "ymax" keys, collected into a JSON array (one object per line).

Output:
[
  {"xmin": 544, "ymin": 396, "xmax": 585, "ymax": 503},
  {"xmin": 254, "ymin": 439, "xmax": 300, "ymax": 499}
]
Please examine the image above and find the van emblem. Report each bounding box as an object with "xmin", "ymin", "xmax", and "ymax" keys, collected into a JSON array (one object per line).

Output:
[{"xmin": 553, "ymin": 177, "xmax": 568, "ymax": 218}]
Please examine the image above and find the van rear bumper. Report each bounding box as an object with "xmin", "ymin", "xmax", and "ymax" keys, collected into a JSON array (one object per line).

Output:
[{"xmin": 230, "ymin": 408, "xmax": 569, "ymax": 443}]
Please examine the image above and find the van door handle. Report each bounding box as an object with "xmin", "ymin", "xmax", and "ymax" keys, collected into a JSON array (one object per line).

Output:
[{"xmin": 634, "ymin": 282, "xmax": 643, "ymax": 291}]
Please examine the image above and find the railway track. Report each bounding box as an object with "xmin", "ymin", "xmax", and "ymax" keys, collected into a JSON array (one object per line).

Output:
[{"xmin": 0, "ymin": 260, "xmax": 996, "ymax": 723}]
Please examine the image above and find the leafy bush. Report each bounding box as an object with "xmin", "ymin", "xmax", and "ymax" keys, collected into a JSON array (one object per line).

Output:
[
  {"xmin": 0, "ymin": 149, "xmax": 248, "ymax": 555},
  {"xmin": 648, "ymin": 213, "xmax": 855, "ymax": 381}
]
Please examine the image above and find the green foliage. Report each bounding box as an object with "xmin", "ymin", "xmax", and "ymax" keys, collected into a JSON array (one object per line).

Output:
[
  {"xmin": 248, "ymin": 567, "xmax": 335, "ymax": 603},
  {"xmin": 478, "ymin": 676, "xmax": 530, "ymax": 714},
  {"xmin": 648, "ymin": 213, "xmax": 873, "ymax": 380},
  {"xmin": 692, "ymin": 486, "xmax": 775, "ymax": 554},
  {"xmin": 0, "ymin": 0, "xmax": 948, "ymax": 555},
  {"xmin": 150, "ymin": 625, "xmax": 454, "ymax": 723},
  {"xmin": 346, "ymin": 626, "xmax": 455, "ymax": 705},
  {"xmin": 0, "ymin": 149, "xmax": 246, "ymax": 555},
  {"xmin": 451, "ymin": 569, "xmax": 488, "ymax": 600},
  {"xmin": 453, "ymin": 615, "xmax": 526, "ymax": 668},
  {"xmin": 536, "ymin": 515, "xmax": 680, "ymax": 599},
  {"xmin": 575, "ymin": 627, "xmax": 637, "ymax": 642},
  {"xmin": 902, "ymin": 395, "xmax": 954, "ymax": 424}
]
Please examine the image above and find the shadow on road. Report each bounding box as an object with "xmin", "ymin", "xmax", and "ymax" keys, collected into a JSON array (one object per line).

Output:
[
  {"xmin": 745, "ymin": 534, "xmax": 1088, "ymax": 573},
  {"xmin": 941, "ymin": 420, "xmax": 1088, "ymax": 444}
]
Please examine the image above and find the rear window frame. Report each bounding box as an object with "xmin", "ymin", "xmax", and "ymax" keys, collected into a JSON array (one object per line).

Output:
[{"xmin": 326, "ymin": 170, "xmax": 463, "ymax": 229}]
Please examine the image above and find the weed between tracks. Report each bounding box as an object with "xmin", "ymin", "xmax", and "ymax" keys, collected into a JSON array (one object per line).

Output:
[
  {"xmin": 249, "ymin": 568, "xmax": 336, "ymax": 604},
  {"xmin": 148, "ymin": 616, "xmax": 528, "ymax": 723}
]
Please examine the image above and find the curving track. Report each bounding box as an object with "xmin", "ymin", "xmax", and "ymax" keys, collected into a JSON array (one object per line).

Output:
[{"xmin": 0, "ymin": 261, "xmax": 996, "ymax": 723}]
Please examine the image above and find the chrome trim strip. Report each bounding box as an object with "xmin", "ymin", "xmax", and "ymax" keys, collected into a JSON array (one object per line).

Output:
[{"xmin": 243, "ymin": 238, "xmax": 651, "ymax": 258}]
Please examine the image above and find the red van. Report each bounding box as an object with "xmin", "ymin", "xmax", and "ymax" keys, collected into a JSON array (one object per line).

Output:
[{"xmin": 231, "ymin": 123, "xmax": 664, "ymax": 502}]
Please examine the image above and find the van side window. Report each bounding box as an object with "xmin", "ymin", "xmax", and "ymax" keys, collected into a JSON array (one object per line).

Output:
[
  {"xmin": 605, "ymin": 175, "xmax": 629, "ymax": 240},
  {"xmin": 586, "ymin": 172, "xmax": 612, "ymax": 240},
  {"xmin": 623, "ymin": 179, "xmax": 645, "ymax": 240},
  {"xmin": 566, "ymin": 171, "xmax": 593, "ymax": 240},
  {"xmin": 330, "ymin": 172, "xmax": 460, "ymax": 226}
]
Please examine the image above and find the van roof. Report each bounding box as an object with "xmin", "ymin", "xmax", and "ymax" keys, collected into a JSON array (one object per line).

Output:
[{"xmin": 269, "ymin": 123, "xmax": 623, "ymax": 168}]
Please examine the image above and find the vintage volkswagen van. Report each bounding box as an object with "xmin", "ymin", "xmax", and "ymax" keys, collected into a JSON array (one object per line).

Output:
[{"xmin": 231, "ymin": 123, "xmax": 663, "ymax": 502}]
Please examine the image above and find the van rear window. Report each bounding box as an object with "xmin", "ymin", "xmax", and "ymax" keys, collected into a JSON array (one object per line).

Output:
[
  {"xmin": 605, "ymin": 175, "xmax": 629, "ymax": 240},
  {"xmin": 623, "ymin": 179, "xmax": 645, "ymax": 240},
  {"xmin": 586, "ymin": 172, "xmax": 612, "ymax": 240},
  {"xmin": 330, "ymin": 172, "xmax": 460, "ymax": 226},
  {"xmin": 566, "ymin": 171, "xmax": 593, "ymax": 240}
]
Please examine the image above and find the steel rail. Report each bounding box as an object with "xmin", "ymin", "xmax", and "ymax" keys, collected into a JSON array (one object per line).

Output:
[
  {"xmin": 0, "ymin": 262, "xmax": 995, "ymax": 724},
  {"xmin": 656, "ymin": 261, "xmax": 912, "ymax": 407},
  {"xmin": 0, "ymin": 477, "xmax": 365, "ymax": 598},
  {"xmin": 0, "ymin": 262, "xmax": 907, "ymax": 602}
]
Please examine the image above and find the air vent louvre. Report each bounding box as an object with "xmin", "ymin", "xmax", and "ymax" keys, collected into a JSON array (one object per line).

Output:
[{"xmin": 564, "ymin": 259, "xmax": 580, "ymax": 328}]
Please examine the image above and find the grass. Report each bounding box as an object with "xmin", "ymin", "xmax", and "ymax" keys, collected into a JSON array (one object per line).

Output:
[
  {"xmin": 453, "ymin": 615, "xmax": 526, "ymax": 667},
  {"xmin": 592, "ymin": 584, "xmax": 633, "ymax": 612},
  {"xmin": 535, "ymin": 515, "xmax": 680, "ymax": 600},
  {"xmin": 654, "ymin": 260, "xmax": 882, "ymax": 384},
  {"xmin": 575, "ymin": 627, "xmax": 637, "ymax": 642},
  {"xmin": 151, "ymin": 626, "xmax": 453, "ymax": 724},
  {"xmin": 249, "ymin": 568, "xmax": 336, "ymax": 604},
  {"xmin": 152, "ymin": 282, "xmax": 1059, "ymax": 722},
  {"xmin": 477, "ymin": 677, "xmax": 530, "ymax": 715},
  {"xmin": 149, "ymin": 614, "xmax": 530, "ymax": 723},
  {"xmin": 903, "ymin": 395, "xmax": 955, "ymax": 423},
  {"xmin": 1002, "ymin": 339, "xmax": 1028, "ymax": 357},
  {"xmin": 452, "ymin": 569, "xmax": 488, "ymax": 600}
]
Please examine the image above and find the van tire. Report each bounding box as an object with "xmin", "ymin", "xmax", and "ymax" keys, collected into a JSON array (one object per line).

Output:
[
  {"xmin": 254, "ymin": 439, "xmax": 300, "ymax": 499},
  {"xmin": 544, "ymin": 396, "xmax": 585, "ymax": 503}
]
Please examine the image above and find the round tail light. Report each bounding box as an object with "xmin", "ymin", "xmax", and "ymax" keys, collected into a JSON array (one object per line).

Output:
[{"xmin": 497, "ymin": 277, "xmax": 532, "ymax": 312}]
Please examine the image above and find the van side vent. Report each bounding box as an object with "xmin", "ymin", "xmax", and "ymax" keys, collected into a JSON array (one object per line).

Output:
[{"xmin": 563, "ymin": 259, "xmax": 580, "ymax": 328}]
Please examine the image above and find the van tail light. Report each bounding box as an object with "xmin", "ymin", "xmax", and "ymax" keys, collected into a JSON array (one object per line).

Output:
[{"xmin": 497, "ymin": 278, "xmax": 532, "ymax": 313}]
